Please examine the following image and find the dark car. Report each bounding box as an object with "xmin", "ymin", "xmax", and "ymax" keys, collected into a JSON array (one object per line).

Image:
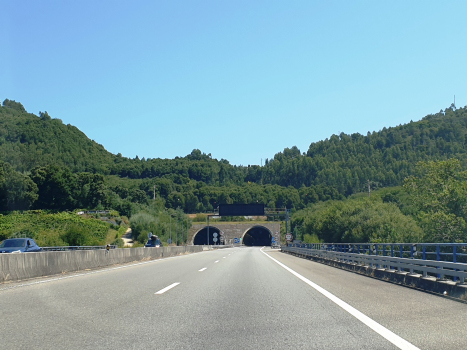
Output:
[
  {"xmin": 0, "ymin": 238, "xmax": 42, "ymax": 253},
  {"xmin": 145, "ymin": 235, "xmax": 163, "ymax": 248}
]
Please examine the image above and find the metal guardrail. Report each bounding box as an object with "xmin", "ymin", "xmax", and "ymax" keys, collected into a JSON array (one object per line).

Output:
[
  {"xmin": 288, "ymin": 242, "xmax": 467, "ymax": 263},
  {"xmin": 282, "ymin": 245, "xmax": 467, "ymax": 283},
  {"xmin": 41, "ymin": 245, "xmax": 117, "ymax": 251}
]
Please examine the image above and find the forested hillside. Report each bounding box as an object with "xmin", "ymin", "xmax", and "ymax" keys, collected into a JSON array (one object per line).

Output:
[
  {"xmin": 2, "ymin": 98, "xmax": 467, "ymax": 214},
  {"xmin": 262, "ymin": 105, "xmax": 467, "ymax": 194},
  {"xmin": 2, "ymin": 99, "xmax": 467, "ymax": 243},
  {"xmin": 0, "ymin": 100, "xmax": 116, "ymax": 173}
]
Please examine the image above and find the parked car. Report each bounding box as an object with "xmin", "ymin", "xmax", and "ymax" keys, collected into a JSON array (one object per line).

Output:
[{"xmin": 0, "ymin": 238, "xmax": 42, "ymax": 253}]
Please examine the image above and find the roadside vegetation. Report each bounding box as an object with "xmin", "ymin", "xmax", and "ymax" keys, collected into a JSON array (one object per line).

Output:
[
  {"xmin": 0, "ymin": 210, "xmax": 128, "ymax": 247},
  {"xmin": 292, "ymin": 159, "xmax": 467, "ymax": 244}
]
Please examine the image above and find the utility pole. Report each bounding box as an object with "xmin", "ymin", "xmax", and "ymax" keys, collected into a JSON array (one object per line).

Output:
[
  {"xmin": 368, "ymin": 179, "xmax": 371, "ymax": 198},
  {"xmin": 153, "ymin": 185, "xmax": 156, "ymax": 200}
]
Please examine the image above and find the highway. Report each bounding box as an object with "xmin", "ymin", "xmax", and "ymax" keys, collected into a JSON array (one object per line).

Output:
[{"xmin": 1, "ymin": 247, "xmax": 466, "ymax": 349}]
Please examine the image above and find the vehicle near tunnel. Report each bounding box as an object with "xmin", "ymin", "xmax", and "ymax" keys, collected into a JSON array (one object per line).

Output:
[{"xmin": 145, "ymin": 232, "xmax": 163, "ymax": 248}]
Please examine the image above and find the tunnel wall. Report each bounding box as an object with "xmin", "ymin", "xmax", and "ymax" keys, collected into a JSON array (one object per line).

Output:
[{"xmin": 190, "ymin": 223, "xmax": 280, "ymax": 245}]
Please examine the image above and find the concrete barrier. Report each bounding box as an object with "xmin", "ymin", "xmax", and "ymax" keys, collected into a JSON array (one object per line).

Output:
[{"xmin": 0, "ymin": 246, "xmax": 203, "ymax": 283}]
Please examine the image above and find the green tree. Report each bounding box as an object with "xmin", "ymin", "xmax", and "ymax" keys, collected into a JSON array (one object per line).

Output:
[
  {"xmin": 0, "ymin": 161, "xmax": 38, "ymax": 210},
  {"xmin": 2, "ymin": 99, "xmax": 26, "ymax": 112},
  {"xmin": 404, "ymin": 159, "xmax": 467, "ymax": 242},
  {"xmin": 293, "ymin": 197, "xmax": 422, "ymax": 243}
]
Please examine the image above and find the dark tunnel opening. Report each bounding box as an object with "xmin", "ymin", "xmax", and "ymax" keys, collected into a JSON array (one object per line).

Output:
[
  {"xmin": 193, "ymin": 227, "xmax": 222, "ymax": 245},
  {"xmin": 242, "ymin": 227, "xmax": 272, "ymax": 246}
]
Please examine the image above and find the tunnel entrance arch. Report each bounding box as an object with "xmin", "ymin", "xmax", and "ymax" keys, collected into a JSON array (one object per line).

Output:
[
  {"xmin": 241, "ymin": 226, "xmax": 273, "ymax": 246},
  {"xmin": 193, "ymin": 226, "xmax": 222, "ymax": 245}
]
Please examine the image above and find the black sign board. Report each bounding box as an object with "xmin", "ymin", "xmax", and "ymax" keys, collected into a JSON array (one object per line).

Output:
[{"xmin": 218, "ymin": 204, "xmax": 265, "ymax": 216}]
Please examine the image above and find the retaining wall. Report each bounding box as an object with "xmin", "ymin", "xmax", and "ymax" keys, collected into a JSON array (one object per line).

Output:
[{"xmin": 0, "ymin": 246, "xmax": 203, "ymax": 283}]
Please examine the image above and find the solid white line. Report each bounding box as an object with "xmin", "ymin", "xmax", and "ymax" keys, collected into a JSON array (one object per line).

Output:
[
  {"xmin": 214, "ymin": 260, "xmax": 219, "ymax": 263},
  {"xmin": 260, "ymin": 248, "xmax": 420, "ymax": 350},
  {"xmin": 199, "ymin": 267, "xmax": 207, "ymax": 272},
  {"xmin": 155, "ymin": 282, "xmax": 180, "ymax": 295}
]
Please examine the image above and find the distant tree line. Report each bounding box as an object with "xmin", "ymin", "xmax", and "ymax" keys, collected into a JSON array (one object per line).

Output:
[
  {"xmin": 3, "ymin": 99, "xmax": 467, "ymax": 202},
  {"xmin": 0, "ymin": 158, "xmax": 342, "ymax": 215}
]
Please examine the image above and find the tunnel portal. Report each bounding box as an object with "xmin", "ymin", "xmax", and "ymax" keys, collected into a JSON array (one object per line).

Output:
[
  {"xmin": 242, "ymin": 226, "xmax": 272, "ymax": 246},
  {"xmin": 193, "ymin": 227, "xmax": 222, "ymax": 245}
]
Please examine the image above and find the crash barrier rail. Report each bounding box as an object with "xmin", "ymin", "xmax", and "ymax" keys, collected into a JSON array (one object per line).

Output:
[
  {"xmin": 41, "ymin": 245, "xmax": 118, "ymax": 251},
  {"xmin": 288, "ymin": 242, "xmax": 467, "ymax": 264},
  {"xmin": 282, "ymin": 245, "xmax": 467, "ymax": 283}
]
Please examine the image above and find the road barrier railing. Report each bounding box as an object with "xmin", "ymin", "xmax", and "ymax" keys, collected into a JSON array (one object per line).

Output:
[
  {"xmin": 282, "ymin": 245, "xmax": 467, "ymax": 284},
  {"xmin": 289, "ymin": 242, "xmax": 467, "ymax": 263}
]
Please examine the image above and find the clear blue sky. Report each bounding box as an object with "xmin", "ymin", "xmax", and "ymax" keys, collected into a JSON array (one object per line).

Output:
[{"xmin": 2, "ymin": 1, "xmax": 466, "ymax": 166}]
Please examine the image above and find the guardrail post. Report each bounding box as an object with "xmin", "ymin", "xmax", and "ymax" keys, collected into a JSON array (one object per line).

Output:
[
  {"xmin": 397, "ymin": 245, "xmax": 403, "ymax": 272},
  {"xmin": 375, "ymin": 244, "xmax": 379, "ymax": 268},
  {"xmin": 436, "ymin": 245, "xmax": 441, "ymax": 279},
  {"xmin": 422, "ymin": 245, "xmax": 426, "ymax": 260},
  {"xmin": 453, "ymin": 245, "xmax": 458, "ymax": 282}
]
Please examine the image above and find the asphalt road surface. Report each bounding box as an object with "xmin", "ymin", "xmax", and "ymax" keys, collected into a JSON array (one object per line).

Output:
[{"xmin": 1, "ymin": 247, "xmax": 466, "ymax": 349}]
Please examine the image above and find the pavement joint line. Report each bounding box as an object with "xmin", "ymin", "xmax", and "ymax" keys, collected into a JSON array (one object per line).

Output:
[
  {"xmin": 260, "ymin": 247, "xmax": 421, "ymax": 350},
  {"xmin": 198, "ymin": 267, "xmax": 207, "ymax": 272},
  {"xmin": 0, "ymin": 253, "xmax": 193, "ymax": 292},
  {"xmin": 155, "ymin": 282, "xmax": 180, "ymax": 295}
]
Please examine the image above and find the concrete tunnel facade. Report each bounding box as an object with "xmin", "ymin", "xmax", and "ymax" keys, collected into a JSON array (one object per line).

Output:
[{"xmin": 190, "ymin": 223, "xmax": 280, "ymax": 246}]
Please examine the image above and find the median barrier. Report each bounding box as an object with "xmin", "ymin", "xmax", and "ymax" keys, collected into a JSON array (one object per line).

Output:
[{"xmin": 0, "ymin": 246, "xmax": 203, "ymax": 283}]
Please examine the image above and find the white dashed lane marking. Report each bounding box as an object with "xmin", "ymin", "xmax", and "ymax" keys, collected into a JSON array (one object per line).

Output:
[{"xmin": 155, "ymin": 282, "xmax": 180, "ymax": 295}]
